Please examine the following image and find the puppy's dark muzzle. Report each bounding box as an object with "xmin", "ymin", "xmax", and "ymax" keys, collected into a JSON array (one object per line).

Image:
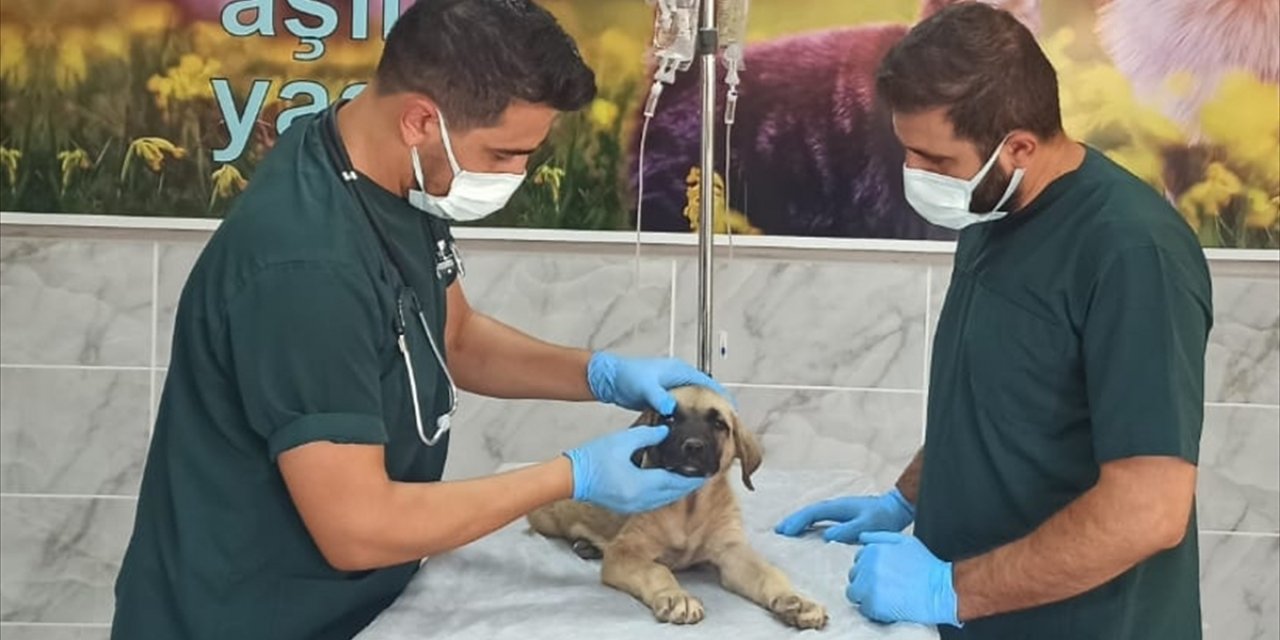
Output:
[{"xmin": 646, "ymin": 436, "xmax": 719, "ymax": 478}]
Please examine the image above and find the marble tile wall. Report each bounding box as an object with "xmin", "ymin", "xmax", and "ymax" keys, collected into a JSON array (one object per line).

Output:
[
  {"xmin": 670, "ymin": 258, "xmax": 929, "ymax": 390},
  {"xmin": 1, "ymin": 231, "xmax": 1276, "ymax": 638}
]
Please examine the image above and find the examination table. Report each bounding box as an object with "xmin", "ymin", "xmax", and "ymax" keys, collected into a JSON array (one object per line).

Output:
[{"xmin": 355, "ymin": 468, "xmax": 941, "ymax": 640}]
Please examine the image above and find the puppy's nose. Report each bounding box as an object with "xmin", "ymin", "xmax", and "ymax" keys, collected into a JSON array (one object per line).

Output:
[{"xmin": 682, "ymin": 438, "xmax": 706, "ymax": 455}]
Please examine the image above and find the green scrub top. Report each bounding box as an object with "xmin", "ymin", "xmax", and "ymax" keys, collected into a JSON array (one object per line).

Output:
[
  {"xmin": 916, "ymin": 146, "xmax": 1213, "ymax": 640},
  {"xmin": 111, "ymin": 107, "xmax": 458, "ymax": 640}
]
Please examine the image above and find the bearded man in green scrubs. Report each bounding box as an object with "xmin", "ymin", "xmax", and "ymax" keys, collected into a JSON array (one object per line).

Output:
[
  {"xmin": 776, "ymin": 5, "xmax": 1212, "ymax": 639},
  {"xmin": 111, "ymin": 2, "xmax": 729, "ymax": 638}
]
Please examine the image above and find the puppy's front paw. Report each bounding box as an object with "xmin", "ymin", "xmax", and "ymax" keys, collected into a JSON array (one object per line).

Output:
[
  {"xmin": 651, "ymin": 589, "xmax": 705, "ymax": 625},
  {"xmin": 770, "ymin": 593, "xmax": 828, "ymax": 630}
]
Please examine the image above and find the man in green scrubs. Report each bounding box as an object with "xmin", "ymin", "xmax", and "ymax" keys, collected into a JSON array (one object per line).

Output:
[
  {"xmin": 111, "ymin": 2, "xmax": 728, "ymax": 638},
  {"xmin": 776, "ymin": 4, "xmax": 1212, "ymax": 639}
]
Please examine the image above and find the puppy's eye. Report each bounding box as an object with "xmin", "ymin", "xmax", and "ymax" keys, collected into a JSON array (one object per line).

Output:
[{"xmin": 706, "ymin": 409, "xmax": 728, "ymax": 431}]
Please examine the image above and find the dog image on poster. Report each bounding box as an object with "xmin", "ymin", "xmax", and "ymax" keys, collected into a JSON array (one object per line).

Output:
[
  {"xmin": 627, "ymin": 0, "xmax": 1038, "ymax": 240},
  {"xmin": 628, "ymin": 0, "xmax": 1276, "ymax": 241}
]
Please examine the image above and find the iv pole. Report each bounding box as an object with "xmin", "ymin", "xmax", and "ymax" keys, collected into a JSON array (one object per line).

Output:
[
  {"xmin": 696, "ymin": 0, "xmax": 716, "ymax": 375},
  {"xmin": 644, "ymin": 0, "xmax": 728, "ymax": 376}
]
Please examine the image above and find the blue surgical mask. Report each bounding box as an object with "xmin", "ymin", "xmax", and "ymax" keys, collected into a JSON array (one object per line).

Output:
[{"xmin": 902, "ymin": 138, "xmax": 1024, "ymax": 230}]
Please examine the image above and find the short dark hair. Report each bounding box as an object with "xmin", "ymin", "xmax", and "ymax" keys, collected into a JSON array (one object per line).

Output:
[
  {"xmin": 876, "ymin": 2, "xmax": 1063, "ymax": 154},
  {"xmin": 376, "ymin": 0, "xmax": 597, "ymax": 128}
]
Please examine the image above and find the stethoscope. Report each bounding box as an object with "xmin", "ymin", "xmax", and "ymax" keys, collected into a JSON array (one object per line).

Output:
[{"xmin": 319, "ymin": 102, "xmax": 460, "ymax": 447}]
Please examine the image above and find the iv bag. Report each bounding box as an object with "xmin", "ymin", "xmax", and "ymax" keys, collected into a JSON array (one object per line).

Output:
[
  {"xmin": 717, "ymin": 0, "xmax": 748, "ymax": 46},
  {"xmin": 648, "ymin": 0, "xmax": 699, "ymax": 69}
]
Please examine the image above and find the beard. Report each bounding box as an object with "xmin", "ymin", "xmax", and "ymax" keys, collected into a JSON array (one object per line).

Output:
[{"xmin": 969, "ymin": 162, "xmax": 1020, "ymax": 213}]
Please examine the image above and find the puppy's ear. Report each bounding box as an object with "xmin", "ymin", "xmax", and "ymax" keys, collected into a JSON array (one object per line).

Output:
[{"xmin": 730, "ymin": 412, "xmax": 762, "ymax": 491}]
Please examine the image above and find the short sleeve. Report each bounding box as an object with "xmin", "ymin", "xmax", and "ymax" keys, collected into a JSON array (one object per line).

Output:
[
  {"xmin": 1083, "ymin": 244, "xmax": 1212, "ymax": 464},
  {"xmin": 226, "ymin": 262, "xmax": 388, "ymax": 460}
]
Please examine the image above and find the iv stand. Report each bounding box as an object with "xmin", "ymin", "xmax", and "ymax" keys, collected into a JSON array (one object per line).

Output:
[{"xmin": 696, "ymin": 0, "xmax": 716, "ymax": 375}]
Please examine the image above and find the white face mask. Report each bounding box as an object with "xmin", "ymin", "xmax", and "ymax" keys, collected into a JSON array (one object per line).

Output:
[
  {"xmin": 902, "ymin": 138, "xmax": 1025, "ymax": 230},
  {"xmin": 408, "ymin": 111, "xmax": 526, "ymax": 222}
]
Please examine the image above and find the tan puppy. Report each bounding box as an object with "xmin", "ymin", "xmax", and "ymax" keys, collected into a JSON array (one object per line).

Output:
[{"xmin": 528, "ymin": 386, "xmax": 828, "ymax": 629}]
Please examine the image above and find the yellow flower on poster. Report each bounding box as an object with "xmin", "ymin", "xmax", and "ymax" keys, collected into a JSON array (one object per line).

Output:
[
  {"xmin": 533, "ymin": 165, "xmax": 566, "ymax": 206},
  {"xmin": 210, "ymin": 164, "xmax": 249, "ymax": 208},
  {"xmin": 1178, "ymin": 162, "xmax": 1243, "ymax": 228},
  {"xmin": 148, "ymin": 55, "xmax": 222, "ymax": 112},
  {"xmin": 58, "ymin": 149, "xmax": 92, "ymax": 193},
  {"xmin": 683, "ymin": 167, "xmax": 762, "ymax": 235},
  {"xmin": 1199, "ymin": 73, "xmax": 1280, "ymax": 189},
  {"xmin": 589, "ymin": 99, "xmax": 620, "ymax": 132},
  {"xmin": 1244, "ymin": 191, "xmax": 1280, "ymax": 231},
  {"xmin": 591, "ymin": 28, "xmax": 645, "ymax": 85},
  {"xmin": 127, "ymin": 3, "xmax": 175, "ymax": 36},
  {"xmin": 93, "ymin": 28, "xmax": 130, "ymax": 61},
  {"xmin": 123, "ymin": 137, "xmax": 187, "ymax": 182},
  {"xmin": 0, "ymin": 26, "xmax": 30, "ymax": 88},
  {"xmin": 0, "ymin": 148, "xmax": 22, "ymax": 187},
  {"xmin": 55, "ymin": 31, "xmax": 89, "ymax": 92}
]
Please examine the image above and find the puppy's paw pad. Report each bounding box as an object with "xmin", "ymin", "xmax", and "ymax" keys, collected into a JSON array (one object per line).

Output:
[
  {"xmin": 652, "ymin": 590, "xmax": 705, "ymax": 625},
  {"xmin": 570, "ymin": 539, "xmax": 602, "ymax": 560},
  {"xmin": 770, "ymin": 594, "xmax": 828, "ymax": 630}
]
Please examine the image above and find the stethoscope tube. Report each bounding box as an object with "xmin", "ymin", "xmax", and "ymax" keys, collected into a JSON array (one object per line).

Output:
[{"xmin": 321, "ymin": 103, "xmax": 459, "ymax": 447}]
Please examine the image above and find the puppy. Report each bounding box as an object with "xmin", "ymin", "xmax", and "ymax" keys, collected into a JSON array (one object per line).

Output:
[{"xmin": 527, "ymin": 386, "xmax": 828, "ymax": 629}]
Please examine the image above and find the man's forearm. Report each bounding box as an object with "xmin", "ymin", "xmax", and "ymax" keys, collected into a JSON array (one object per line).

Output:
[
  {"xmin": 450, "ymin": 312, "xmax": 594, "ymax": 401},
  {"xmin": 343, "ymin": 458, "xmax": 575, "ymax": 570},
  {"xmin": 895, "ymin": 448, "xmax": 925, "ymax": 504},
  {"xmin": 952, "ymin": 457, "xmax": 1195, "ymax": 622}
]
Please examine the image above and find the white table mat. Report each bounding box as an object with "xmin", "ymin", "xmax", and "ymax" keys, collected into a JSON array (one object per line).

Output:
[{"xmin": 355, "ymin": 468, "xmax": 940, "ymax": 640}]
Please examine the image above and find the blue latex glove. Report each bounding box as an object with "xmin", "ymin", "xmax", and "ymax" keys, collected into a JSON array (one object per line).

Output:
[
  {"xmin": 564, "ymin": 425, "xmax": 706, "ymax": 514},
  {"xmin": 846, "ymin": 532, "xmax": 961, "ymax": 627},
  {"xmin": 774, "ymin": 488, "xmax": 915, "ymax": 543},
  {"xmin": 586, "ymin": 351, "xmax": 732, "ymax": 415}
]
